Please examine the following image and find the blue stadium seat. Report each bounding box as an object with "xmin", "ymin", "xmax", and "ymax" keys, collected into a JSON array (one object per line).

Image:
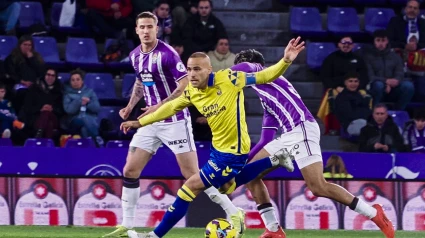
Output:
[
  {"xmin": 97, "ymin": 106, "xmax": 122, "ymax": 127},
  {"xmin": 327, "ymin": 7, "xmax": 360, "ymax": 34},
  {"xmin": 306, "ymin": 42, "xmax": 336, "ymax": 70},
  {"xmin": 290, "ymin": 7, "xmax": 327, "ymax": 38},
  {"xmin": 365, "ymin": 8, "xmax": 395, "ymax": 33},
  {"xmin": 106, "ymin": 140, "xmax": 130, "ymax": 148},
  {"xmin": 19, "ymin": 2, "xmax": 45, "ymax": 29},
  {"xmin": 24, "ymin": 138, "xmax": 55, "ymax": 147},
  {"xmin": 58, "ymin": 72, "xmax": 70, "ymax": 84},
  {"xmin": 280, "ymin": 0, "xmax": 313, "ymax": 3},
  {"xmin": 32, "ymin": 36, "xmax": 65, "ymax": 68},
  {"xmin": 0, "ymin": 138, "xmax": 13, "ymax": 147},
  {"xmin": 388, "ymin": 110, "xmax": 410, "ymax": 132},
  {"xmin": 0, "ymin": 36, "xmax": 17, "ymax": 60},
  {"xmin": 65, "ymin": 138, "xmax": 96, "ymax": 148},
  {"xmin": 122, "ymin": 74, "xmax": 136, "ymax": 98},
  {"xmin": 84, "ymin": 73, "xmax": 116, "ymax": 100},
  {"xmin": 353, "ymin": 0, "xmax": 387, "ymax": 5},
  {"xmin": 65, "ymin": 37, "xmax": 104, "ymax": 70},
  {"xmin": 353, "ymin": 43, "xmax": 372, "ymax": 52}
]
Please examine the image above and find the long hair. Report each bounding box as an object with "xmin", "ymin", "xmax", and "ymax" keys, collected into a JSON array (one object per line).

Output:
[
  {"xmin": 9, "ymin": 35, "xmax": 44, "ymax": 66},
  {"xmin": 325, "ymin": 154, "xmax": 349, "ymax": 177}
]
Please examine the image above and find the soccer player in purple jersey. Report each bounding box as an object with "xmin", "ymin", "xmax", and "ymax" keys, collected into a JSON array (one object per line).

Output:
[
  {"xmin": 231, "ymin": 50, "xmax": 395, "ymax": 238},
  {"xmin": 102, "ymin": 12, "xmax": 245, "ymax": 237}
]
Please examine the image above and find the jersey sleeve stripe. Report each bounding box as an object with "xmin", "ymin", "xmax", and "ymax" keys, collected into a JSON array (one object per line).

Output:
[
  {"xmin": 175, "ymin": 73, "xmax": 188, "ymax": 82},
  {"xmin": 246, "ymin": 73, "xmax": 256, "ymax": 86},
  {"xmin": 236, "ymin": 92, "xmax": 242, "ymax": 154}
]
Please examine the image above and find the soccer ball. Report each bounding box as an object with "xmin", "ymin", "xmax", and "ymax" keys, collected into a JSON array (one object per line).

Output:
[{"xmin": 205, "ymin": 218, "xmax": 236, "ymax": 238}]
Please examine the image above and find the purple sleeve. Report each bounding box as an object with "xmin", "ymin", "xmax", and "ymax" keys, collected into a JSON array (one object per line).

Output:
[
  {"xmin": 166, "ymin": 49, "xmax": 188, "ymax": 82},
  {"xmin": 262, "ymin": 109, "xmax": 280, "ymax": 129},
  {"xmin": 248, "ymin": 128, "xmax": 277, "ymax": 160}
]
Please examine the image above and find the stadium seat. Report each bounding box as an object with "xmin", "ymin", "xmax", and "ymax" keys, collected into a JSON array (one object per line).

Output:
[
  {"xmin": 19, "ymin": 2, "xmax": 45, "ymax": 29},
  {"xmin": 353, "ymin": 0, "xmax": 387, "ymax": 5},
  {"xmin": 388, "ymin": 110, "xmax": 410, "ymax": 132},
  {"xmin": 24, "ymin": 138, "xmax": 55, "ymax": 147},
  {"xmin": 0, "ymin": 35, "xmax": 18, "ymax": 60},
  {"xmin": 290, "ymin": 7, "xmax": 327, "ymax": 38},
  {"xmin": 106, "ymin": 140, "xmax": 130, "ymax": 148},
  {"xmin": 389, "ymin": 0, "xmax": 409, "ymax": 5},
  {"xmin": 65, "ymin": 37, "xmax": 104, "ymax": 70},
  {"xmin": 365, "ymin": 8, "xmax": 395, "ymax": 33},
  {"xmin": 0, "ymin": 138, "xmax": 13, "ymax": 147},
  {"xmin": 306, "ymin": 42, "xmax": 336, "ymax": 70},
  {"xmin": 280, "ymin": 0, "xmax": 312, "ymax": 3},
  {"xmin": 122, "ymin": 74, "xmax": 136, "ymax": 98},
  {"xmin": 65, "ymin": 138, "xmax": 96, "ymax": 148},
  {"xmin": 32, "ymin": 36, "xmax": 66, "ymax": 68},
  {"xmin": 97, "ymin": 106, "xmax": 123, "ymax": 132},
  {"xmin": 58, "ymin": 72, "xmax": 70, "ymax": 84},
  {"xmin": 84, "ymin": 73, "xmax": 116, "ymax": 100},
  {"xmin": 327, "ymin": 7, "xmax": 361, "ymax": 35}
]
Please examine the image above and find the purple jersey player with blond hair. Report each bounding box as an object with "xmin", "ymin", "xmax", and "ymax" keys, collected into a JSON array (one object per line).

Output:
[
  {"xmin": 232, "ymin": 49, "xmax": 395, "ymax": 238},
  {"xmin": 102, "ymin": 12, "xmax": 245, "ymax": 238}
]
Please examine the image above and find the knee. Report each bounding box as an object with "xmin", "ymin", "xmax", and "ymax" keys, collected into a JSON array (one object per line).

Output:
[
  {"xmin": 123, "ymin": 164, "xmax": 140, "ymax": 178},
  {"xmin": 180, "ymin": 167, "xmax": 198, "ymax": 180}
]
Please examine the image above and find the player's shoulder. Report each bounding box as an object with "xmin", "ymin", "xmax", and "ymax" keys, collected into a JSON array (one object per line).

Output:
[
  {"xmin": 129, "ymin": 45, "xmax": 141, "ymax": 63},
  {"xmin": 231, "ymin": 62, "xmax": 262, "ymax": 73},
  {"xmin": 157, "ymin": 40, "xmax": 180, "ymax": 57}
]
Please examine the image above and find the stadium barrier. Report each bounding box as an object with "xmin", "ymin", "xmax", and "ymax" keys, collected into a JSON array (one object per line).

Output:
[{"xmin": 0, "ymin": 144, "xmax": 424, "ymax": 230}]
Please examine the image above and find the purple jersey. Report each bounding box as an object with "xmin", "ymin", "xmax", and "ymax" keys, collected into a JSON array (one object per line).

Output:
[
  {"xmin": 130, "ymin": 40, "xmax": 189, "ymax": 122},
  {"xmin": 231, "ymin": 62, "xmax": 315, "ymax": 133}
]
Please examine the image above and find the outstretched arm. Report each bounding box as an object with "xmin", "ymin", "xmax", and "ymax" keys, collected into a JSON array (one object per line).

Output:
[
  {"xmin": 120, "ymin": 92, "xmax": 192, "ymax": 133},
  {"xmin": 254, "ymin": 37, "xmax": 305, "ymax": 85}
]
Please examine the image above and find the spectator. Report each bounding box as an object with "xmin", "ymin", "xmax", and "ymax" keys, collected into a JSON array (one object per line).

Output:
[
  {"xmin": 189, "ymin": 106, "xmax": 212, "ymax": 141},
  {"xmin": 207, "ymin": 38, "xmax": 236, "ymax": 72},
  {"xmin": 320, "ymin": 36, "xmax": 369, "ymax": 92},
  {"xmin": 4, "ymin": 35, "xmax": 45, "ymax": 113},
  {"xmin": 334, "ymin": 72, "xmax": 372, "ymax": 136},
  {"xmin": 365, "ymin": 30, "xmax": 414, "ymax": 110},
  {"xmin": 403, "ymin": 107, "xmax": 425, "ymax": 153},
  {"xmin": 84, "ymin": 0, "xmax": 133, "ymax": 39},
  {"xmin": 182, "ymin": 0, "xmax": 227, "ymax": 57},
  {"xmin": 154, "ymin": 0, "xmax": 172, "ymax": 43},
  {"xmin": 63, "ymin": 69, "xmax": 103, "ymax": 147},
  {"xmin": 359, "ymin": 104, "xmax": 405, "ymax": 153},
  {"xmin": 0, "ymin": 0, "xmax": 20, "ymax": 35},
  {"xmin": 0, "ymin": 83, "xmax": 24, "ymax": 138},
  {"xmin": 323, "ymin": 154, "xmax": 353, "ymax": 179},
  {"xmin": 170, "ymin": 37, "xmax": 188, "ymax": 64},
  {"xmin": 387, "ymin": 0, "xmax": 425, "ymax": 51},
  {"xmin": 21, "ymin": 69, "xmax": 63, "ymax": 139}
]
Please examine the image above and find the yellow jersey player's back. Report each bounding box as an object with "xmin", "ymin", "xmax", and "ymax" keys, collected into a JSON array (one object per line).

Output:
[{"xmin": 184, "ymin": 68, "xmax": 250, "ymax": 155}]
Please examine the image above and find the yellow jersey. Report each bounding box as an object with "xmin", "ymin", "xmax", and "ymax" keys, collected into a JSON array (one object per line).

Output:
[{"xmin": 138, "ymin": 58, "xmax": 292, "ymax": 155}]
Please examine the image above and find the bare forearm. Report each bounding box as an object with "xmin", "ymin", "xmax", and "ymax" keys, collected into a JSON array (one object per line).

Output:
[
  {"xmin": 160, "ymin": 77, "xmax": 188, "ymax": 104},
  {"xmin": 127, "ymin": 81, "xmax": 144, "ymax": 109}
]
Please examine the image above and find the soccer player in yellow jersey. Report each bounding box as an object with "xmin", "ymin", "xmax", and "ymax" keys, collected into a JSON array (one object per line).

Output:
[{"xmin": 122, "ymin": 37, "xmax": 305, "ymax": 238}]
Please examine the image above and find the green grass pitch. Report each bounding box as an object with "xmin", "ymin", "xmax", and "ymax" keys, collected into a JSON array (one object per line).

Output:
[{"xmin": 0, "ymin": 226, "xmax": 424, "ymax": 238}]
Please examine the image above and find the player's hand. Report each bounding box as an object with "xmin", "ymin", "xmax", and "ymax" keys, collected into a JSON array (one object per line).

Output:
[
  {"xmin": 382, "ymin": 145, "xmax": 389, "ymax": 152},
  {"xmin": 137, "ymin": 103, "xmax": 162, "ymax": 119},
  {"xmin": 119, "ymin": 107, "xmax": 131, "ymax": 120},
  {"xmin": 336, "ymin": 87, "xmax": 344, "ymax": 93},
  {"xmin": 120, "ymin": 121, "xmax": 142, "ymax": 134},
  {"xmin": 385, "ymin": 84, "xmax": 391, "ymax": 94},
  {"xmin": 283, "ymin": 36, "xmax": 305, "ymax": 62}
]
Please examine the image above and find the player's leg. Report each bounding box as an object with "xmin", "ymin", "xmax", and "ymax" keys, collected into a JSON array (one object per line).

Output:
[
  {"xmin": 128, "ymin": 148, "xmax": 247, "ymax": 238},
  {"xmin": 103, "ymin": 126, "xmax": 161, "ymax": 237},
  {"xmin": 245, "ymin": 149, "xmax": 283, "ymax": 236},
  {"xmin": 162, "ymin": 119, "xmax": 245, "ymax": 236},
  {"xmin": 297, "ymin": 121, "xmax": 394, "ymax": 238}
]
